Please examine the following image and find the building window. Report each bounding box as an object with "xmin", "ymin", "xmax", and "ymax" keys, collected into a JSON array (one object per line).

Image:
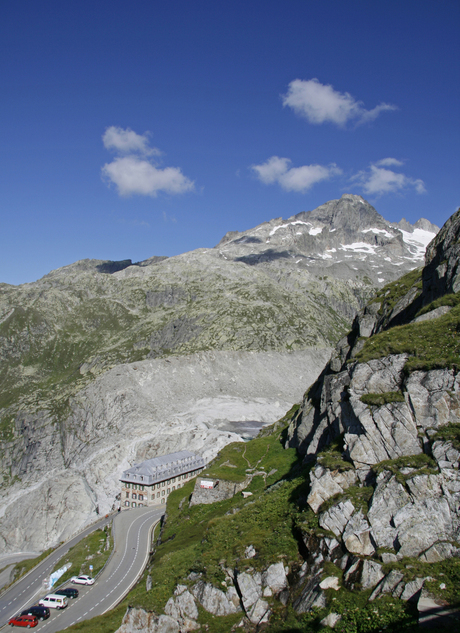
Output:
[
  {"xmin": 157, "ymin": 492, "xmax": 160, "ymax": 498},
  {"xmin": 140, "ymin": 485, "xmax": 144, "ymax": 490},
  {"xmin": 162, "ymin": 481, "xmax": 165, "ymax": 487},
  {"xmin": 125, "ymin": 501, "xmax": 129, "ymax": 507},
  {"xmin": 156, "ymin": 483, "xmax": 160, "ymax": 490},
  {"xmin": 126, "ymin": 483, "xmax": 130, "ymax": 489},
  {"xmin": 133, "ymin": 484, "xmax": 137, "ymax": 490},
  {"xmin": 162, "ymin": 490, "xmax": 165, "ymax": 496},
  {"xmin": 152, "ymin": 494, "xmax": 155, "ymax": 500},
  {"xmin": 172, "ymin": 486, "xmax": 175, "ymax": 491},
  {"xmin": 132, "ymin": 493, "xmax": 137, "ymax": 499},
  {"xmin": 126, "ymin": 492, "xmax": 129, "ymax": 498},
  {"xmin": 132, "ymin": 502, "xmax": 136, "ymax": 508},
  {"xmin": 167, "ymin": 488, "xmax": 170, "ymax": 494},
  {"xmin": 139, "ymin": 503, "xmax": 143, "ymax": 507},
  {"xmin": 172, "ymin": 477, "xmax": 176, "ymax": 483},
  {"xmin": 161, "ymin": 498, "xmax": 165, "ymax": 504},
  {"xmin": 183, "ymin": 474, "xmax": 186, "ymax": 480},
  {"xmin": 139, "ymin": 494, "xmax": 143, "ymax": 501}
]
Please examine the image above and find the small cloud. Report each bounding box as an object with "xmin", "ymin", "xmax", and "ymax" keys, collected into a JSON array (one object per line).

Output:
[
  {"xmin": 251, "ymin": 156, "xmax": 342, "ymax": 193},
  {"xmin": 351, "ymin": 159, "xmax": 426, "ymax": 196},
  {"xmin": 102, "ymin": 156, "xmax": 194, "ymax": 197},
  {"xmin": 102, "ymin": 127, "xmax": 194, "ymax": 198},
  {"xmin": 102, "ymin": 126, "xmax": 160, "ymax": 156},
  {"xmin": 282, "ymin": 78, "xmax": 397, "ymax": 127},
  {"xmin": 375, "ymin": 157, "xmax": 404, "ymax": 167}
]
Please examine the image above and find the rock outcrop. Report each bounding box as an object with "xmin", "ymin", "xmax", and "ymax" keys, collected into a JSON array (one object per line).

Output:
[{"xmin": 282, "ymin": 206, "xmax": 460, "ymax": 616}]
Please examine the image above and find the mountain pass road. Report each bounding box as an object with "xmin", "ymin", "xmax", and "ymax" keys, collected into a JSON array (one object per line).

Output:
[{"xmin": 0, "ymin": 506, "xmax": 164, "ymax": 632}]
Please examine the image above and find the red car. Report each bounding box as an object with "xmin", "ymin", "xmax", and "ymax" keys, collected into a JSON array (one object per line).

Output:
[{"xmin": 8, "ymin": 614, "xmax": 38, "ymax": 628}]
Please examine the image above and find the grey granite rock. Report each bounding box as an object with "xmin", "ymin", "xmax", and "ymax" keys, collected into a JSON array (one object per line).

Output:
[
  {"xmin": 262, "ymin": 562, "xmax": 288, "ymax": 593},
  {"xmin": 236, "ymin": 572, "xmax": 262, "ymax": 610},
  {"xmin": 307, "ymin": 465, "xmax": 357, "ymax": 513},
  {"xmin": 247, "ymin": 598, "xmax": 271, "ymax": 624},
  {"xmin": 192, "ymin": 581, "xmax": 241, "ymax": 616},
  {"xmin": 319, "ymin": 500, "xmax": 355, "ymax": 537},
  {"xmin": 369, "ymin": 570, "xmax": 404, "ymax": 601},
  {"xmin": 342, "ymin": 510, "xmax": 375, "ymax": 556},
  {"xmin": 115, "ymin": 608, "xmax": 180, "ymax": 633}
]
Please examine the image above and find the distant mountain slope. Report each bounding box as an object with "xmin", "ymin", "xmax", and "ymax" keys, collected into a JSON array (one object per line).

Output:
[{"xmin": 0, "ymin": 194, "xmax": 438, "ymax": 553}]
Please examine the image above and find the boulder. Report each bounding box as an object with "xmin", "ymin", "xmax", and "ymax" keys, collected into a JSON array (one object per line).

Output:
[
  {"xmin": 175, "ymin": 590, "xmax": 198, "ymax": 620},
  {"xmin": 247, "ymin": 598, "xmax": 271, "ymax": 624},
  {"xmin": 115, "ymin": 608, "xmax": 180, "ymax": 633},
  {"xmin": 369, "ymin": 570, "xmax": 404, "ymax": 601},
  {"xmin": 361, "ymin": 560, "xmax": 385, "ymax": 590},
  {"xmin": 319, "ymin": 500, "xmax": 355, "ymax": 537},
  {"xmin": 235, "ymin": 572, "xmax": 262, "ymax": 610},
  {"xmin": 342, "ymin": 510, "xmax": 375, "ymax": 556},
  {"xmin": 191, "ymin": 581, "xmax": 241, "ymax": 616},
  {"xmin": 307, "ymin": 464, "xmax": 357, "ymax": 513},
  {"xmin": 319, "ymin": 576, "xmax": 340, "ymax": 590},
  {"xmin": 262, "ymin": 562, "xmax": 288, "ymax": 593},
  {"xmin": 320, "ymin": 612, "xmax": 342, "ymax": 628}
]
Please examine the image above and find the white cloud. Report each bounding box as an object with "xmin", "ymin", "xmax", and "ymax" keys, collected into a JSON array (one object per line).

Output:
[
  {"xmin": 282, "ymin": 78, "xmax": 396, "ymax": 127},
  {"xmin": 102, "ymin": 126, "xmax": 160, "ymax": 155},
  {"xmin": 374, "ymin": 157, "xmax": 404, "ymax": 167},
  {"xmin": 102, "ymin": 156, "xmax": 194, "ymax": 197},
  {"xmin": 352, "ymin": 160, "xmax": 426, "ymax": 196},
  {"xmin": 102, "ymin": 126, "xmax": 194, "ymax": 197},
  {"xmin": 251, "ymin": 156, "xmax": 342, "ymax": 193}
]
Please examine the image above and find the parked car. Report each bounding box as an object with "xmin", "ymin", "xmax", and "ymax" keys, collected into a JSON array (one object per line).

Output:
[
  {"xmin": 38, "ymin": 594, "xmax": 68, "ymax": 609},
  {"xmin": 8, "ymin": 614, "xmax": 38, "ymax": 627},
  {"xmin": 55, "ymin": 587, "xmax": 79, "ymax": 599},
  {"xmin": 20, "ymin": 606, "xmax": 50, "ymax": 621},
  {"xmin": 70, "ymin": 575, "xmax": 95, "ymax": 585}
]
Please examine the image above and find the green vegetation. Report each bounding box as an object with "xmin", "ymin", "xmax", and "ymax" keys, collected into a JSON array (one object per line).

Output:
[
  {"xmin": 370, "ymin": 268, "xmax": 422, "ymax": 314},
  {"xmin": 371, "ymin": 454, "xmax": 438, "ymax": 485},
  {"xmin": 6, "ymin": 547, "xmax": 58, "ymax": 589},
  {"xmin": 65, "ymin": 604, "xmax": 127, "ymax": 633},
  {"xmin": 318, "ymin": 485, "xmax": 374, "ymax": 516},
  {"xmin": 52, "ymin": 526, "xmax": 113, "ymax": 585},
  {"xmin": 38, "ymin": 413, "xmax": 460, "ymax": 633},
  {"xmin": 432, "ymin": 422, "xmax": 460, "ymax": 450},
  {"xmin": 316, "ymin": 435, "xmax": 354, "ymax": 472},
  {"xmin": 355, "ymin": 303, "xmax": 460, "ymax": 372},
  {"xmin": 415, "ymin": 292, "xmax": 460, "ymax": 318},
  {"xmin": 360, "ymin": 391, "xmax": 405, "ymax": 407}
]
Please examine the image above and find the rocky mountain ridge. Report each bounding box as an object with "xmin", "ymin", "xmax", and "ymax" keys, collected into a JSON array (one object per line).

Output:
[
  {"xmin": 108, "ymin": 208, "xmax": 460, "ymax": 633},
  {"xmin": 0, "ymin": 194, "xmax": 438, "ymax": 555}
]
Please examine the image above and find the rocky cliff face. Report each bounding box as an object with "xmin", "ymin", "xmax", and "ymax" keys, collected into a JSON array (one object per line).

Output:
[
  {"xmin": 0, "ymin": 195, "xmax": 437, "ymax": 555},
  {"xmin": 282, "ymin": 207, "xmax": 460, "ymax": 611},
  {"xmin": 113, "ymin": 210, "xmax": 458, "ymax": 633}
]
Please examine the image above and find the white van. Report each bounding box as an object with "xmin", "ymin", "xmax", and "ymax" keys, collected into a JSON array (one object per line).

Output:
[{"xmin": 38, "ymin": 594, "xmax": 68, "ymax": 609}]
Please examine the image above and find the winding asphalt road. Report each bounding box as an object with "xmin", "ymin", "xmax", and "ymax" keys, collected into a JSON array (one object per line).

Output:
[{"xmin": 0, "ymin": 506, "xmax": 164, "ymax": 632}]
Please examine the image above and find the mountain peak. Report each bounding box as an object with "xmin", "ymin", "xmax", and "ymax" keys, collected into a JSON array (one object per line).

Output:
[{"xmin": 296, "ymin": 193, "xmax": 385, "ymax": 232}]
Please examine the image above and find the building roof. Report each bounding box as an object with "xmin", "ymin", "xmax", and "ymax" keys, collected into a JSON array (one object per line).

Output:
[{"xmin": 120, "ymin": 450, "xmax": 205, "ymax": 486}]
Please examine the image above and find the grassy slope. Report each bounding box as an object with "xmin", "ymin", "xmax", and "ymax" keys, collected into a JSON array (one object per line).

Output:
[
  {"xmin": 357, "ymin": 267, "xmax": 460, "ymax": 372},
  {"xmin": 63, "ymin": 410, "xmax": 460, "ymax": 633}
]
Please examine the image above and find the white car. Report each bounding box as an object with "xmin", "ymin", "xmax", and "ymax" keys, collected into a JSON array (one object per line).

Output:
[{"xmin": 70, "ymin": 575, "xmax": 95, "ymax": 585}]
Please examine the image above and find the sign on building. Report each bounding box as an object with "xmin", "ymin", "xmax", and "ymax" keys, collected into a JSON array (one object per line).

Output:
[{"xmin": 200, "ymin": 479, "xmax": 217, "ymax": 489}]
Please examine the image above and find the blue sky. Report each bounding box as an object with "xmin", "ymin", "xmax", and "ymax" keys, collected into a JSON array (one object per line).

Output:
[{"xmin": 1, "ymin": 0, "xmax": 459, "ymax": 285}]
